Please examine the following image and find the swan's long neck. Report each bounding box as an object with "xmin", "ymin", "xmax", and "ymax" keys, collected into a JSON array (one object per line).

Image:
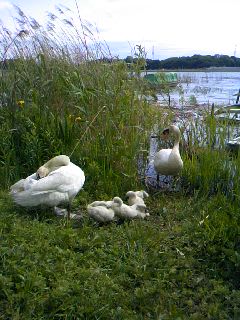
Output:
[
  {"xmin": 37, "ymin": 155, "xmax": 70, "ymax": 178},
  {"xmin": 173, "ymin": 138, "xmax": 180, "ymax": 150},
  {"xmin": 45, "ymin": 155, "xmax": 70, "ymax": 171},
  {"xmin": 172, "ymin": 128, "xmax": 181, "ymax": 151}
]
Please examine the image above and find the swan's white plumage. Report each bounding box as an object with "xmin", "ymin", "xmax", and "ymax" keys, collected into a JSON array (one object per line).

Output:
[
  {"xmin": 126, "ymin": 190, "xmax": 149, "ymax": 206},
  {"xmin": 87, "ymin": 203, "xmax": 115, "ymax": 223},
  {"xmin": 10, "ymin": 173, "xmax": 37, "ymax": 193},
  {"xmin": 88, "ymin": 200, "xmax": 114, "ymax": 208},
  {"xmin": 112, "ymin": 197, "xmax": 148, "ymax": 220},
  {"xmin": 37, "ymin": 155, "xmax": 70, "ymax": 179},
  {"xmin": 10, "ymin": 158, "xmax": 85, "ymax": 212},
  {"xmin": 154, "ymin": 125, "xmax": 183, "ymax": 176},
  {"xmin": 136, "ymin": 205, "xmax": 150, "ymax": 219}
]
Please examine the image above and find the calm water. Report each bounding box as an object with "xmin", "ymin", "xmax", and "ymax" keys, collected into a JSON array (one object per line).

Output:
[
  {"xmin": 155, "ymin": 71, "xmax": 240, "ymax": 107},
  {"xmin": 144, "ymin": 71, "xmax": 240, "ymax": 187}
]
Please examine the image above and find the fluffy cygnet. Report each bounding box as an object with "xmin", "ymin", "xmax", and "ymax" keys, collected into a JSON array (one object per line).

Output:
[
  {"xmin": 87, "ymin": 200, "xmax": 113, "ymax": 208},
  {"xmin": 112, "ymin": 197, "xmax": 149, "ymax": 220},
  {"xmin": 126, "ymin": 190, "xmax": 149, "ymax": 206},
  {"xmin": 87, "ymin": 200, "xmax": 115, "ymax": 223}
]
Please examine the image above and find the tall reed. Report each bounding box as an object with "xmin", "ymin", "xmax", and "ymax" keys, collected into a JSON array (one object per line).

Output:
[
  {"xmin": 179, "ymin": 109, "xmax": 240, "ymax": 199},
  {"xmin": 0, "ymin": 5, "xmax": 156, "ymax": 196},
  {"xmin": 1, "ymin": 5, "xmax": 240, "ymax": 202}
]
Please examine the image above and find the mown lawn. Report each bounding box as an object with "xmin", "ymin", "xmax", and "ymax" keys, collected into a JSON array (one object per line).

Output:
[{"xmin": 0, "ymin": 190, "xmax": 239, "ymax": 319}]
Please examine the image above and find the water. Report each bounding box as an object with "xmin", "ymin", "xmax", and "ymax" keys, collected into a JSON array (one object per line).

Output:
[
  {"xmin": 144, "ymin": 71, "xmax": 240, "ymax": 189},
  {"xmin": 155, "ymin": 71, "xmax": 240, "ymax": 107}
]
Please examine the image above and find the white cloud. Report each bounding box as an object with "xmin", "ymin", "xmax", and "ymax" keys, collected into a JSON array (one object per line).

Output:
[
  {"xmin": 1, "ymin": 0, "xmax": 240, "ymax": 58},
  {"xmin": 0, "ymin": 0, "xmax": 12, "ymax": 10}
]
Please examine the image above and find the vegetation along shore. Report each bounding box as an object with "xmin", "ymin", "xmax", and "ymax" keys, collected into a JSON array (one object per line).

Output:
[{"xmin": 0, "ymin": 5, "xmax": 239, "ymax": 319}]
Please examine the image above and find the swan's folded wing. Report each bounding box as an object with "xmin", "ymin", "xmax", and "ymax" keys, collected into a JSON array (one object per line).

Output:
[
  {"xmin": 10, "ymin": 179, "xmax": 26, "ymax": 193},
  {"xmin": 10, "ymin": 172, "xmax": 38, "ymax": 193},
  {"xmin": 27, "ymin": 172, "xmax": 38, "ymax": 180},
  {"xmin": 29, "ymin": 172, "xmax": 71, "ymax": 193},
  {"xmin": 12, "ymin": 188, "xmax": 68, "ymax": 207}
]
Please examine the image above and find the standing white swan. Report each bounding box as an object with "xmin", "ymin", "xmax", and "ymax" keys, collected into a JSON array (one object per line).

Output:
[
  {"xmin": 10, "ymin": 155, "xmax": 85, "ymax": 220},
  {"xmin": 154, "ymin": 124, "xmax": 183, "ymax": 179}
]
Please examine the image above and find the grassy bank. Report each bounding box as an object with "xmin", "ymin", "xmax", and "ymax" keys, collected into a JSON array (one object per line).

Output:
[
  {"xmin": 0, "ymin": 5, "xmax": 240, "ymax": 319},
  {"xmin": 0, "ymin": 191, "xmax": 239, "ymax": 319}
]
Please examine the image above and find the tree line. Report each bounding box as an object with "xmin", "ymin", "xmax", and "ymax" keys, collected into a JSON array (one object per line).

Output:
[
  {"xmin": 125, "ymin": 54, "xmax": 240, "ymax": 70},
  {"xmin": 2, "ymin": 54, "xmax": 240, "ymax": 71}
]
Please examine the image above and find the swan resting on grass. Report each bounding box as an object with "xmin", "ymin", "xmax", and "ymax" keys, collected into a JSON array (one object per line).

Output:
[
  {"xmin": 112, "ymin": 196, "xmax": 149, "ymax": 220},
  {"xmin": 126, "ymin": 190, "xmax": 149, "ymax": 206},
  {"xmin": 10, "ymin": 155, "xmax": 85, "ymax": 220},
  {"xmin": 36, "ymin": 154, "xmax": 70, "ymax": 179},
  {"xmin": 153, "ymin": 124, "xmax": 183, "ymax": 180},
  {"xmin": 87, "ymin": 200, "xmax": 115, "ymax": 223}
]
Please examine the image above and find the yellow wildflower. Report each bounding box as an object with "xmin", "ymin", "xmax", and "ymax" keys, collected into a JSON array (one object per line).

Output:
[
  {"xmin": 17, "ymin": 100, "xmax": 25, "ymax": 108},
  {"xmin": 75, "ymin": 116, "xmax": 81, "ymax": 122}
]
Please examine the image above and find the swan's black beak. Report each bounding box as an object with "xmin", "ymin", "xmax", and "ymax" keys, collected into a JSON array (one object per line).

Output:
[
  {"xmin": 36, "ymin": 173, "xmax": 41, "ymax": 180},
  {"xmin": 162, "ymin": 128, "xmax": 170, "ymax": 135},
  {"xmin": 161, "ymin": 128, "xmax": 169, "ymax": 138}
]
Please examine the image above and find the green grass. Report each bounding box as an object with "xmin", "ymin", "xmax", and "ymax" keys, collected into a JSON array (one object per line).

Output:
[{"xmin": 0, "ymin": 191, "xmax": 239, "ymax": 319}]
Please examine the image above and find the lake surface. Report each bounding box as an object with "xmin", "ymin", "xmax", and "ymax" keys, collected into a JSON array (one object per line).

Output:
[
  {"xmin": 144, "ymin": 71, "xmax": 240, "ymax": 187},
  {"xmin": 154, "ymin": 71, "xmax": 240, "ymax": 107}
]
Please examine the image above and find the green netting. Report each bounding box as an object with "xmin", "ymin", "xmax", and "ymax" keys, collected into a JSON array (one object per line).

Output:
[{"xmin": 144, "ymin": 72, "xmax": 178, "ymax": 84}]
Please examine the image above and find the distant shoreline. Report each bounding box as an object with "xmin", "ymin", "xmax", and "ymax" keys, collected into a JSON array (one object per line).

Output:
[{"xmin": 146, "ymin": 67, "xmax": 240, "ymax": 72}]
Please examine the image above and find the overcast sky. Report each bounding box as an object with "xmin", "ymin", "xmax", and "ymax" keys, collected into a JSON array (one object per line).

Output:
[{"xmin": 1, "ymin": 0, "xmax": 240, "ymax": 59}]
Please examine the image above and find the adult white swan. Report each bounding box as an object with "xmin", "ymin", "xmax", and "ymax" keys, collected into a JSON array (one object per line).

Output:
[
  {"xmin": 153, "ymin": 124, "xmax": 183, "ymax": 179},
  {"xmin": 10, "ymin": 155, "xmax": 85, "ymax": 219}
]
